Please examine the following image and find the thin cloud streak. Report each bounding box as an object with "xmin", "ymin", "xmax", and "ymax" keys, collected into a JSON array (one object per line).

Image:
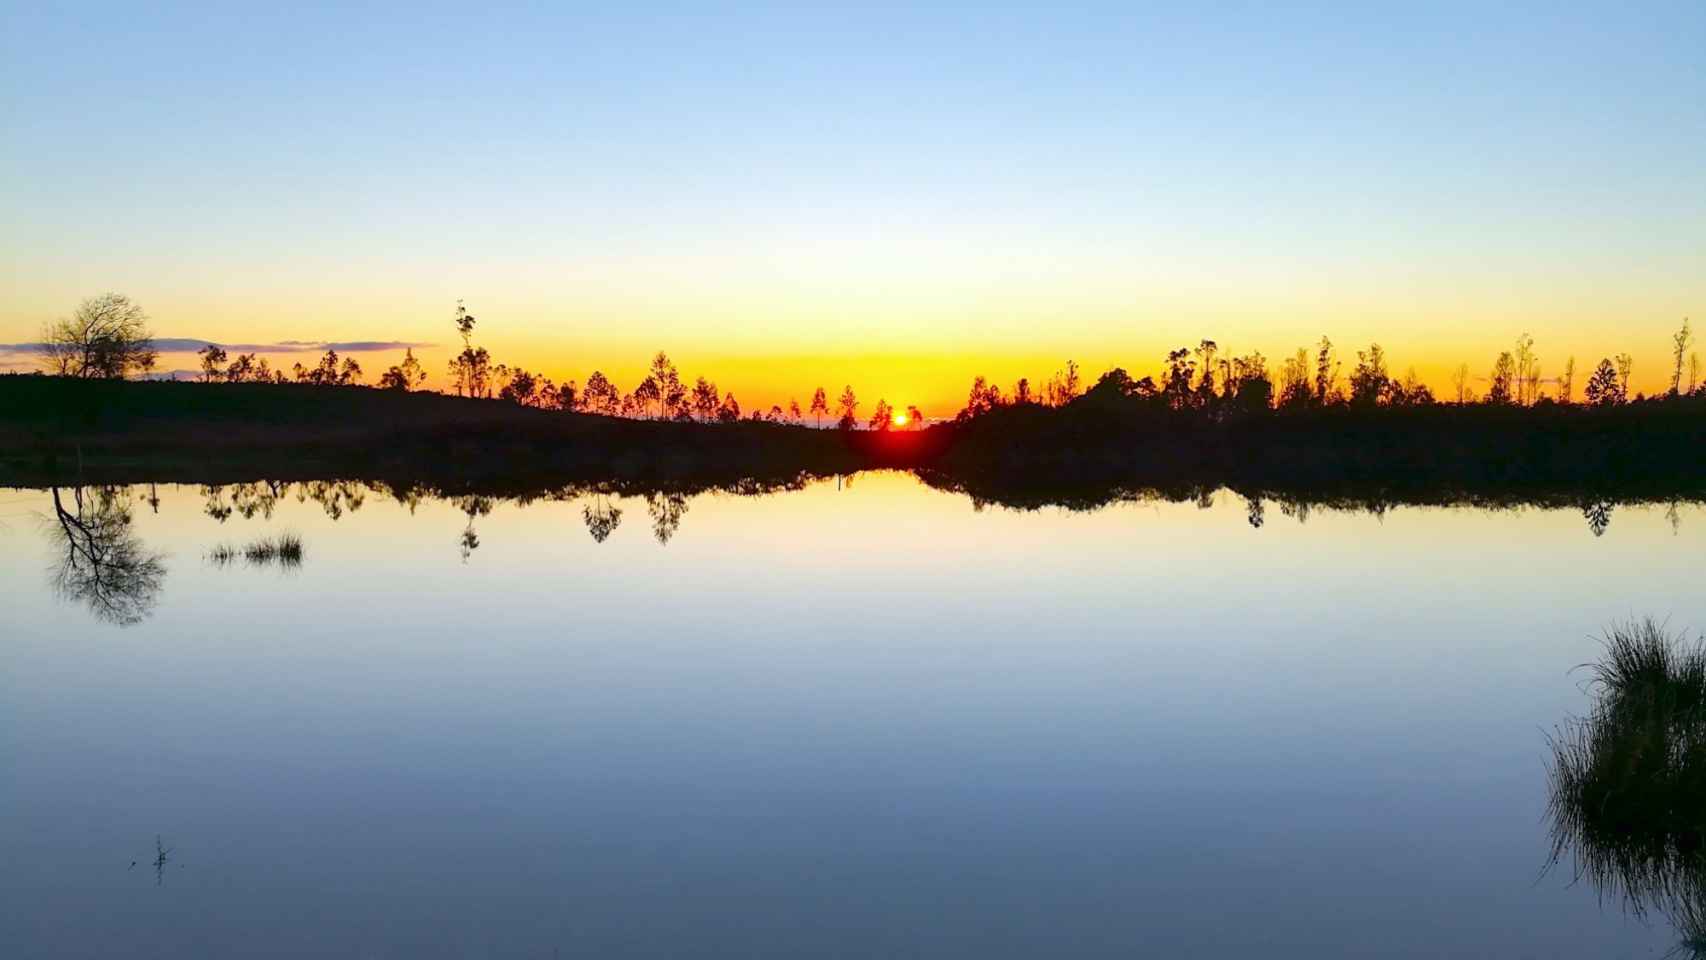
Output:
[{"xmin": 0, "ymin": 338, "xmax": 433, "ymax": 356}]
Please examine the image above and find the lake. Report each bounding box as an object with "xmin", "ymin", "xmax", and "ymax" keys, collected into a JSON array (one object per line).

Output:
[{"xmin": 3, "ymin": 473, "xmax": 1703, "ymax": 958}]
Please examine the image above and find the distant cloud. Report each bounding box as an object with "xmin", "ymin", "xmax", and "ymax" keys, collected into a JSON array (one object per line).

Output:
[{"xmin": 0, "ymin": 338, "xmax": 433, "ymax": 357}]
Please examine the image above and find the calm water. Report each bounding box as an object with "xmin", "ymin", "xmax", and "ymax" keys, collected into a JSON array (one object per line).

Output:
[{"xmin": 4, "ymin": 474, "xmax": 1704, "ymax": 958}]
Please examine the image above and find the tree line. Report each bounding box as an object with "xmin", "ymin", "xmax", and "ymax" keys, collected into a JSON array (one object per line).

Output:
[
  {"xmin": 953, "ymin": 322, "xmax": 1701, "ymax": 422},
  {"xmin": 35, "ymin": 293, "xmax": 1703, "ymax": 424}
]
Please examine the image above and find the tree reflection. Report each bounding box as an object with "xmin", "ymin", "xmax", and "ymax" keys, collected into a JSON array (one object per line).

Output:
[
  {"xmin": 645, "ymin": 492, "xmax": 688, "ymax": 545},
  {"xmin": 45, "ymin": 486, "xmax": 166, "ymax": 626},
  {"xmin": 298, "ymin": 480, "xmax": 366, "ymax": 520},
  {"xmin": 583, "ymin": 494, "xmax": 623, "ymax": 543},
  {"xmin": 1547, "ymin": 619, "xmax": 1706, "ymax": 955},
  {"xmin": 452, "ymin": 494, "xmax": 493, "ymax": 561}
]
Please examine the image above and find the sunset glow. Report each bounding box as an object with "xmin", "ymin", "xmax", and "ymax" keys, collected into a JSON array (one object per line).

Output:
[{"xmin": 1, "ymin": 5, "xmax": 1700, "ymax": 414}]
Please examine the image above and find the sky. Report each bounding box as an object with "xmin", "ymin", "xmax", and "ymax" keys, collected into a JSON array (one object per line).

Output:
[{"xmin": 2, "ymin": 2, "xmax": 1702, "ymax": 412}]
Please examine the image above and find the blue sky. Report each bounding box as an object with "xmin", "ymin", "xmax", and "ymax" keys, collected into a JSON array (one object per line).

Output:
[{"xmin": 2, "ymin": 2, "xmax": 1701, "ymax": 404}]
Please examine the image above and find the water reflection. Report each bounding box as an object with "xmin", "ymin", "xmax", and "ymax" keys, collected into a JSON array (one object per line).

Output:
[
  {"xmin": 645, "ymin": 491, "xmax": 689, "ymax": 545},
  {"xmin": 582, "ymin": 493, "xmax": 622, "ymax": 543},
  {"xmin": 1547, "ymin": 620, "xmax": 1706, "ymax": 956},
  {"xmin": 23, "ymin": 476, "xmax": 1706, "ymax": 628},
  {"xmin": 43, "ymin": 486, "xmax": 166, "ymax": 627}
]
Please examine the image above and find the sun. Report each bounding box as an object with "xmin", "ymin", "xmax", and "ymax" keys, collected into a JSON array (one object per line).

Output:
[{"xmin": 892, "ymin": 411, "xmax": 909, "ymax": 427}]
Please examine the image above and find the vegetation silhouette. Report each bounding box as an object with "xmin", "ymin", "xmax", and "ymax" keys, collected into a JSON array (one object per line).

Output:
[
  {"xmin": 12, "ymin": 302, "xmax": 1704, "ymax": 503},
  {"xmin": 43, "ymin": 485, "xmax": 166, "ymax": 626},
  {"xmin": 152, "ymin": 834, "xmax": 173, "ymax": 887},
  {"xmin": 39, "ymin": 293, "xmax": 158, "ymax": 379},
  {"xmin": 582, "ymin": 491, "xmax": 623, "ymax": 543},
  {"xmin": 206, "ymin": 532, "xmax": 303, "ymax": 570},
  {"xmin": 1547, "ymin": 619, "xmax": 1706, "ymax": 956}
]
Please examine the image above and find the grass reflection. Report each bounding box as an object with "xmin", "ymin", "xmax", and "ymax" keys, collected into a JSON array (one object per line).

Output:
[{"xmin": 1548, "ymin": 619, "xmax": 1706, "ymax": 956}]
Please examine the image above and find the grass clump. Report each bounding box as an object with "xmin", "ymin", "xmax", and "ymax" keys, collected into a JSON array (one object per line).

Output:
[
  {"xmin": 1547, "ymin": 618, "xmax": 1706, "ymax": 954},
  {"xmin": 206, "ymin": 532, "xmax": 303, "ymax": 569}
]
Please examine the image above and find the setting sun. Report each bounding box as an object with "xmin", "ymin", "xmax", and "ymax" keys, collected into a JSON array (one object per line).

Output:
[{"xmin": 892, "ymin": 411, "xmax": 908, "ymax": 427}]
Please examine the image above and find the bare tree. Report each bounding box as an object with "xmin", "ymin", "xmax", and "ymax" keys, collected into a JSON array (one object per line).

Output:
[
  {"xmin": 45, "ymin": 486, "xmax": 166, "ymax": 626},
  {"xmin": 1671, "ymin": 318, "xmax": 1694, "ymax": 396},
  {"xmin": 1451, "ymin": 362, "xmax": 1472, "ymax": 405},
  {"xmin": 41, "ymin": 293, "xmax": 158, "ymax": 379},
  {"xmin": 1513, "ymin": 333, "xmax": 1537, "ymax": 406}
]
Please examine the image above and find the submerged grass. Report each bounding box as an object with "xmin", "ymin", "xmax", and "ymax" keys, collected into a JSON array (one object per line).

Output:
[
  {"xmin": 1547, "ymin": 618, "xmax": 1706, "ymax": 953},
  {"xmin": 206, "ymin": 532, "xmax": 303, "ymax": 569}
]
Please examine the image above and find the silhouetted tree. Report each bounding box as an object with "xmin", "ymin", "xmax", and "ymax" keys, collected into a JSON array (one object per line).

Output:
[
  {"xmin": 717, "ymin": 391, "xmax": 740, "ymax": 422},
  {"xmin": 1349, "ymin": 343, "xmax": 1389, "ymax": 408},
  {"xmin": 1559, "ymin": 356, "xmax": 1577, "ymax": 405},
  {"xmin": 498, "ymin": 368, "xmax": 541, "ymax": 406},
  {"xmin": 810, "ymin": 387, "xmax": 829, "ymax": 428},
  {"xmin": 41, "ymin": 293, "xmax": 158, "ymax": 379},
  {"xmin": 1014, "ymin": 377, "xmax": 1033, "ymax": 405},
  {"xmin": 1615, "ymin": 353, "xmax": 1634, "ymax": 400},
  {"xmin": 690, "ymin": 376, "xmax": 720, "ymax": 421},
  {"xmin": 447, "ymin": 301, "xmax": 493, "ymax": 397},
  {"xmin": 1451, "ymin": 362, "xmax": 1473, "ymax": 404},
  {"xmin": 837, "ymin": 385, "xmax": 858, "ymax": 430},
  {"xmin": 870, "ymin": 398, "xmax": 894, "ymax": 431},
  {"xmin": 1044, "ymin": 360, "xmax": 1081, "ymax": 406},
  {"xmin": 555, "ymin": 379, "xmax": 578, "ymax": 411},
  {"xmin": 583, "ymin": 371, "xmax": 620, "ymax": 415},
  {"xmin": 648, "ymin": 352, "xmax": 682, "ymax": 419},
  {"xmin": 959, "ymin": 376, "xmax": 1003, "ymax": 419},
  {"xmin": 1193, "ymin": 340, "xmax": 1219, "ymax": 405},
  {"xmin": 378, "ymin": 348, "xmax": 427, "ymax": 391},
  {"xmin": 1386, "ymin": 367, "xmax": 1434, "ymax": 406},
  {"xmin": 1313, "ymin": 336, "xmax": 1341, "ymax": 405},
  {"xmin": 1279, "ymin": 348, "xmax": 1312, "ymax": 408},
  {"xmin": 632, "ymin": 375, "xmax": 661, "ymax": 418},
  {"xmin": 1488, "ymin": 351, "xmax": 1516, "ymax": 405},
  {"xmin": 905, "ymin": 404, "xmax": 924, "ymax": 428},
  {"xmin": 1162, "ymin": 348, "xmax": 1195, "ymax": 410},
  {"xmin": 1671, "ymin": 318, "xmax": 1694, "ymax": 397},
  {"xmin": 789, "ymin": 398, "xmax": 802, "ymax": 423},
  {"xmin": 293, "ymin": 349, "xmax": 361, "ymax": 386},
  {"xmin": 198, "ymin": 344, "xmax": 228, "ymax": 382},
  {"xmin": 1228, "ymin": 351, "xmax": 1272, "ymax": 413},
  {"xmin": 225, "ymin": 352, "xmax": 269, "ymax": 383},
  {"xmin": 1514, "ymin": 333, "xmax": 1538, "ymax": 406},
  {"xmin": 1585, "ymin": 358, "xmax": 1623, "ymax": 407}
]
